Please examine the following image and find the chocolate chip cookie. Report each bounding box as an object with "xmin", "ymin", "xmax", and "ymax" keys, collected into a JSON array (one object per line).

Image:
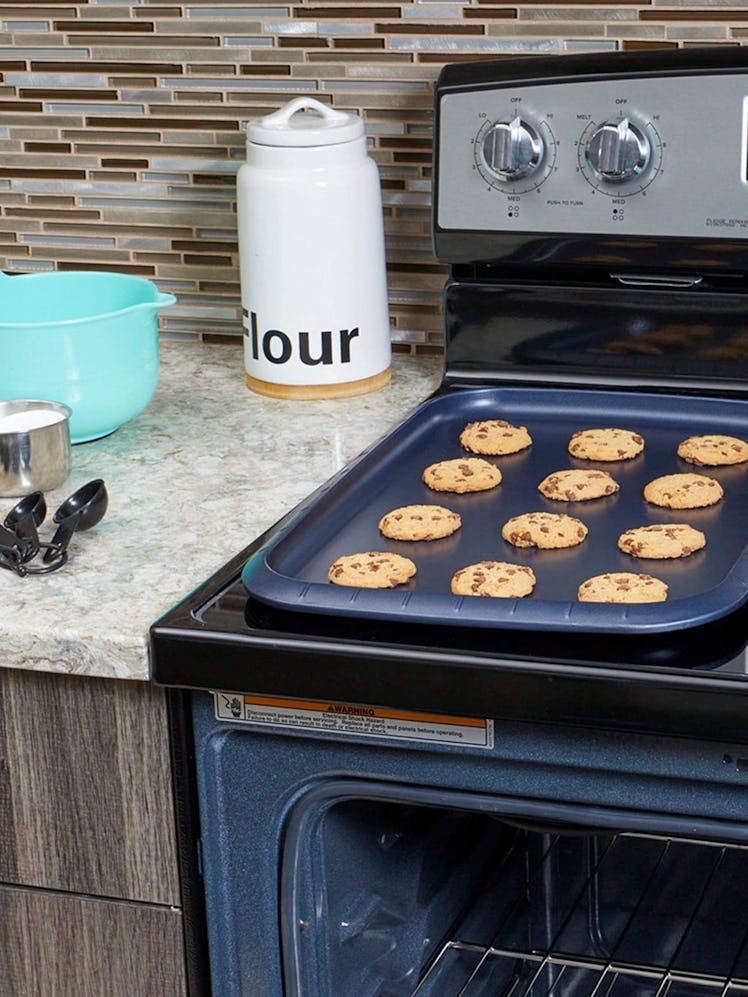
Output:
[
  {"xmin": 501, "ymin": 512, "xmax": 588, "ymax": 549},
  {"xmin": 677, "ymin": 434, "xmax": 748, "ymax": 467},
  {"xmin": 379, "ymin": 504, "xmax": 461, "ymax": 541},
  {"xmin": 328, "ymin": 552, "xmax": 417, "ymax": 588},
  {"xmin": 451, "ymin": 561, "xmax": 536, "ymax": 598},
  {"xmin": 459, "ymin": 419, "xmax": 532, "ymax": 456},
  {"xmin": 422, "ymin": 457, "xmax": 501, "ymax": 494},
  {"xmin": 643, "ymin": 473, "xmax": 723, "ymax": 509},
  {"xmin": 578, "ymin": 572, "xmax": 668, "ymax": 603},
  {"xmin": 617, "ymin": 523, "xmax": 706, "ymax": 559},
  {"xmin": 568, "ymin": 427, "xmax": 645, "ymax": 461},
  {"xmin": 538, "ymin": 469, "xmax": 619, "ymax": 502}
]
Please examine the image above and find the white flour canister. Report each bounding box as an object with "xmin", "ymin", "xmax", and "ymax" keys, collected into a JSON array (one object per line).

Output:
[{"xmin": 237, "ymin": 97, "xmax": 392, "ymax": 399}]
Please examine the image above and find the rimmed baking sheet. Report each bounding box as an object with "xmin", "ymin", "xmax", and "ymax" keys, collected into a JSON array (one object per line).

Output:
[{"xmin": 242, "ymin": 385, "xmax": 748, "ymax": 635}]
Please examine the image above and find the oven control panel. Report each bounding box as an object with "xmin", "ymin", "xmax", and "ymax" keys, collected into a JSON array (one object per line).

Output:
[{"xmin": 437, "ymin": 71, "xmax": 748, "ymax": 239}]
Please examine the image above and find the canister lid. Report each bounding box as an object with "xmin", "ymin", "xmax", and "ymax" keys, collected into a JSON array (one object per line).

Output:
[{"xmin": 245, "ymin": 97, "xmax": 364, "ymax": 147}]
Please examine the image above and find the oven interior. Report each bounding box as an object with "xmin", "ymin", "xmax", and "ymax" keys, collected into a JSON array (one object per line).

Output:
[
  {"xmin": 186, "ymin": 692, "xmax": 748, "ymax": 997},
  {"xmin": 291, "ymin": 799, "xmax": 748, "ymax": 996}
]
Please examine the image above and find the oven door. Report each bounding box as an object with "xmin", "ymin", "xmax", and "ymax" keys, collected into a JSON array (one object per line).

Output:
[{"xmin": 190, "ymin": 692, "xmax": 748, "ymax": 997}]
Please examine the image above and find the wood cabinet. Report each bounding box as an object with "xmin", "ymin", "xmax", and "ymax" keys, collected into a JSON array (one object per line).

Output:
[
  {"xmin": 0, "ymin": 669, "xmax": 186, "ymax": 996},
  {"xmin": 0, "ymin": 885, "xmax": 185, "ymax": 997}
]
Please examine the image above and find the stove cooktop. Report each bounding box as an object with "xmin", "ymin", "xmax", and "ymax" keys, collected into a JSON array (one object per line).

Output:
[{"xmin": 205, "ymin": 572, "xmax": 748, "ymax": 680}]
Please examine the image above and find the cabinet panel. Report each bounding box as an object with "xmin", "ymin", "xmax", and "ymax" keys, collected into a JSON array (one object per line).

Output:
[
  {"xmin": 0, "ymin": 669, "xmax": 180, "ymax": 905},
  {"xmin": 0, "ymin": 884, "xmax": 186, "ymax": 997}
]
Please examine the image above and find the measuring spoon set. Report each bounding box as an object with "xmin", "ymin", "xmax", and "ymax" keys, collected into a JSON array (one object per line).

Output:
[{"xmin": 0, "ymin": 479, "xmax": 108, "ymax": 576}]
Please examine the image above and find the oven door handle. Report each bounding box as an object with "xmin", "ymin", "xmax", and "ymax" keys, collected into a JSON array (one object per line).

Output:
[{"xmin": 610, "ymin": 272, "xmax": 703, "ymax": 288}]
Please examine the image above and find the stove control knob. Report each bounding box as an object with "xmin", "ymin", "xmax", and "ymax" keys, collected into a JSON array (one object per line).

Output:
[
  {"xmin": 585, "ymin": 117, "xmax": 650, "ymax": 183},
  {"xmin": 480, "ymin": 116, "xmax": 544, "ymax": 181}
]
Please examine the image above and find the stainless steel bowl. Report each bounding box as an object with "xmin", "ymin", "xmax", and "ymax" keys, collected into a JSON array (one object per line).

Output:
[{"xmin": 0, "ymin": 400, "xmax": 72, "ymax": 497}]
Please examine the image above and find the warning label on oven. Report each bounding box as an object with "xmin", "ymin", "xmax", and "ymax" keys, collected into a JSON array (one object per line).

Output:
[{"xmin": 213, "ymin": 693, "xmax": 494, "ymax": 749}]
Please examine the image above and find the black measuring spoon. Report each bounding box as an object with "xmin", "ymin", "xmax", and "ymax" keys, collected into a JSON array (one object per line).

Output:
[
  {"xmin": 42, "ymin": 479, "xmax": 108, "ymax": 564},
  {"xmin": 4, "ymin": 491, "xmax": 47, "ymax": 563},
  {"xmin": 0, "ymin": 523, "xmax": 25, "ymax": 570}
]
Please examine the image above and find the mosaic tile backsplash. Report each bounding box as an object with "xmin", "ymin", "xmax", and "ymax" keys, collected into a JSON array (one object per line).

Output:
[{"xmin": 0, "ymin": 1, "xmax": 744, "ymax": 353}]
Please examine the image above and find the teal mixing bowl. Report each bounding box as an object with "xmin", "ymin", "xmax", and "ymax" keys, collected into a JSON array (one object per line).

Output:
[{"xmin": 0, "ymin": 270, "xmax": 176, "ymax": 443}]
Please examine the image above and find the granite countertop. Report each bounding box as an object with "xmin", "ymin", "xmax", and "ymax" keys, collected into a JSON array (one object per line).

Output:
[{"xmin": 1, "ymin": 343, "xmax": 442, "ymax": 682}]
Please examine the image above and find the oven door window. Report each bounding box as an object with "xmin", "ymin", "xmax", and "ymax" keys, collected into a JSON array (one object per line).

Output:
[{"xmin": 282, "ymin": 790, "xmax": 748, "ymax": 997}]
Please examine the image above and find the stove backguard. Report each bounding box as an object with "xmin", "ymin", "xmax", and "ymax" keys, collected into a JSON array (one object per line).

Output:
[
  {"xmin": 432, "ymin": 48, "xmax": 748, "ymax": 392},
  {"xmin": 433, "ymin": 48, "xmax": 748, "ymax": 276}
]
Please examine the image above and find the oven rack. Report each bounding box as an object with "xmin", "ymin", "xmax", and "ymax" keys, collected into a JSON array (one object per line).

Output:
[
  {"xmin": 415, "ymin": 945, "xmax": 748, "ymax": 996},
  {"xmin": 412, "ymin": 831, "xmax": 748, "ymax": 997}
]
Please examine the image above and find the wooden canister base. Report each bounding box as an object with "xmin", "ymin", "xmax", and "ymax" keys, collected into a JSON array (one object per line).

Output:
[{"xmin": 246, "ymin": 367, "xmax": 391, "ymax": 400}]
